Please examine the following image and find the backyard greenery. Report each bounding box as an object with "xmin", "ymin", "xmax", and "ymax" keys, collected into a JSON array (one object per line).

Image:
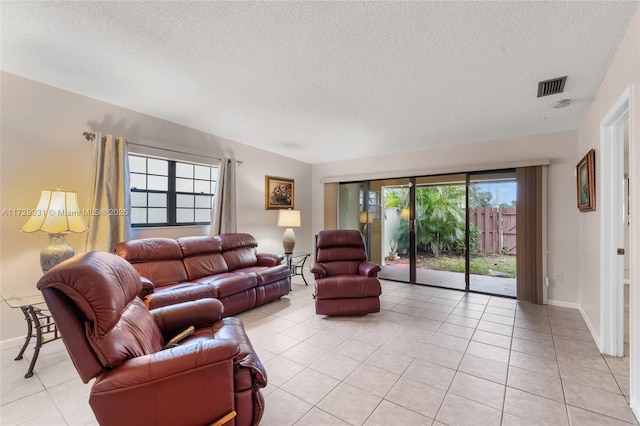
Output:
[
  {"xmin": 386, "ymin": 184, "xmax": 485, "ymax": 257},
  {"xmin": 385, "ymin": 183, "xmax": 516, "ymax": 277},
  {"xmin": 419, "ymin": 254, "xmax": 516, "ymax": 276}
]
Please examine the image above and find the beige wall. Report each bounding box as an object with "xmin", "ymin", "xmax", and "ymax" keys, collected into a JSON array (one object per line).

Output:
[
  {"xmin": 577, "ymin": 9, "xmax": 640, "ymax": 345},
  {"xmin": 312, "ymin": 131, "xmax": 581, "ymax": 306},
  {"xmin": 0, "ymin": 72, "xmax": 312, "ymax": 344}
]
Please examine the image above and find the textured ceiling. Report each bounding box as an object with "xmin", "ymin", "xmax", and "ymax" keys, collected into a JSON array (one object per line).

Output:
[{"xmin": 1, "ymin": 1, "xmax": 637, "ymax": 164}]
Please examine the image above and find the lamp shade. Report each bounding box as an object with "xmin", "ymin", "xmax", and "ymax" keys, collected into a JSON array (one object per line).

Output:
[
  {"xmin": 20, "ymin": 190, "xmax": 88, "ymax": 234},
  {"xmin": 277, "ymin": 209, "xmax": 301, "ymax": 227},
  {"xmin": 359, "ymin": 211, "xmax": 373, "ymax": 224}
]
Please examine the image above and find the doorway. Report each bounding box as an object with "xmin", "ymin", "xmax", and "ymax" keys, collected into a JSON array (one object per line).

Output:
[
  {"xmin": 599, "ymin": 86, "xmax": 636, "ymax": 416},
  {"xmin": 469, "ymin": 171, "xmax": 517, "ymax": 296}
]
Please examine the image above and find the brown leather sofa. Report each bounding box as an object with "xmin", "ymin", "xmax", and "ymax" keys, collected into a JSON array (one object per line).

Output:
[
  {"xmin": 37, "ymin": 251, "xmax": 267, "ymax": 426},
  {"xmin": 115, "ymin": 233, "xmax": 291, "ymax": 316},
  {"xmin": 311, "ymin": 229, "xmax": 382, "ymax": 315}
]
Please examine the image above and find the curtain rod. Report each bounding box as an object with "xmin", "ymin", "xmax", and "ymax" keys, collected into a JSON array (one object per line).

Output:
[{"xmin": 82, "ymin": 132, "xmax": 241, "ymax": 163}]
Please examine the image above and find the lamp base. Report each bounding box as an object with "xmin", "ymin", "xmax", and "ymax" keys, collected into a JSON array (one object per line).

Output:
[
  {"xmin": 41, "ymin": 233, "xmax": 75, "ymax": 273},
  {"xmin": 282, "ymin": 228, "xmax": 296, "ymax": 254}
]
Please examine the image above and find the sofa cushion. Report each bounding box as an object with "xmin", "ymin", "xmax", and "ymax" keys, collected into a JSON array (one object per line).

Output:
[
  {"xmin": 322, "ymin": 260, "xmax": 362, "ymax": 276},
  {"xmin": 177, "ymin": 236, "xmax": 223, "ymax": 257},
  {"xmin": 233, "ymin": 264, "xmax": 291, "ymax": 286},
  {"xmin": 223, "ymin": 247, "xmax": 259, "ymax": 271},
  {"xmin": 115, "ymin": 238, "xmax": 189, "ymax": 287},
  {"xmin": 178, "ymin": 236, "xmax": 231, "ymax": 280},
  {"xmin": 183, "ymin": 253, "xmax": 229, "ymax": 280},
  {"xmin": 116, "ymin": 238, "xmax": 184, "ymax": 261},
  {"xmin": 217, "ymin": 233, "xmax": 260, "ymax": 270},
  {"xmin": 195, "ymin": 273, "xmax": 258, "ymax": 298},
  {"xmin": 216, "ymin": 233, "xmax": 258, "ymax": 251}
]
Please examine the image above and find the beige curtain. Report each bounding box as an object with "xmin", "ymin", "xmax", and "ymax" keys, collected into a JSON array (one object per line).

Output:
[
  {"xmin": 210, "ymin": 157, "xmax": 237, "ymax": 235},
  {"xmin": 324, "ymin": 182, "xmax": 338, "ymax": 230},
  {"xmin": 85, "ymin": 135, "xmax": 130, "ymax": 252},
  {"xmin": 516, "ymin": 166, "xmax": 543, "ymax": 304}
]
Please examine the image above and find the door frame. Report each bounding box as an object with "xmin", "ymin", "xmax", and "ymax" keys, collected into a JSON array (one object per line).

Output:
[
  {"xmin": 599, "ymin": 85, "xmax": 637, "ymax": 416},
  {"xmin": 599, "ymin": 87, "xmax": 628, "ymax": 357}
]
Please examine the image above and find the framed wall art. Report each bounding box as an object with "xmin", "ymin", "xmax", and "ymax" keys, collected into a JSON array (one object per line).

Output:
[
  {"xmin": 576, "ymin": 148, "xmax": 596, "ymax": 212},
  {"xmin": 265, "ymin": 176, "xmax": 294, "ymax": 210}
]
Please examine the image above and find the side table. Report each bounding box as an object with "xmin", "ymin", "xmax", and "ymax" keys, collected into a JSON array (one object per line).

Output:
[
  {"xmin": 4, "ymin": 293, "xmax": 60, "ymax": 378},
  {"xmin": 284, "ymin": 253, "xmax": 311, "ymax": 285}
]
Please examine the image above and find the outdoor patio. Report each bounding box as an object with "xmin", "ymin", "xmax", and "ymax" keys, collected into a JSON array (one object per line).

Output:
[{"xmin": 379, "ymin": 263, "xmax": 516, "ymax": 298}]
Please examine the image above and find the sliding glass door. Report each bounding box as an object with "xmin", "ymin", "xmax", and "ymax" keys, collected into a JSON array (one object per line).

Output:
[
  {"xmin": 468, "ymin": 171, "xmax": 517, "ymax": 296},
  {"xmin": 378, "ymin": 178, "xmax": 412, "ymax": 283},
  {"xmin": 338, "ymin": 169, "xmax": 518, "ymax": 298},
  {"xmin": 414, "ymin": 174, "xmax": 467, "ymax": 290}
]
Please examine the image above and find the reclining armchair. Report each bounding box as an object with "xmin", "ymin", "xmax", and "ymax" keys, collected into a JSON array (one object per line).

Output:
[
  {"xmin": 311, "ymin": 229, "xmax": 382, "ymax": 315},
  {"xmin": 36, "ymin": 251, "xmax": 266, "ymax": 426}
]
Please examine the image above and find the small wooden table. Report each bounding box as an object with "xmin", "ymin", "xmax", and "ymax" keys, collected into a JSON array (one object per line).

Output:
[{"xmin": 4, "ymin": 293, "xmax": 60, "ymax": 378}]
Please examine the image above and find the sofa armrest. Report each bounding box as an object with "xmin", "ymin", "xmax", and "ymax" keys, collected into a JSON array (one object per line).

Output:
[
  {"xmin": 151, "ymin": 298, "xmax": 225, "ymax": 341},
  {"xmin": 359, "ymin": 262, "xmax": 381, "ymax": 277},
  {"xmin": 138, "ymin": 276, "xmax": 155, "ymax": 299},
  {"xmin": 310, "ymin": 262, "xmax": 327, "ymax": 279},
  {"xmin": 93, "ymin": 338, "xmax": 239, "ymax": 390},
  {"xmin": 89, "ymin": 339, "xmax": 240, "ymax": 426},
  {"xmin": 212, "ymin": 317, "xmax": 268, "ymax": 388},
  {"xmin": 256, "ymin": 253, "xmax": 284, "ymax": 266}
]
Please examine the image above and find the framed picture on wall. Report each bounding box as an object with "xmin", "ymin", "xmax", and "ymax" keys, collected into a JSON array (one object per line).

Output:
[
  {"xmin": 265, "ymin": 176, "xmax": 294, "ymax": 210},
  {"xmin": 576, "ymin": 148, "xmax": 596, "ymax": 212}
]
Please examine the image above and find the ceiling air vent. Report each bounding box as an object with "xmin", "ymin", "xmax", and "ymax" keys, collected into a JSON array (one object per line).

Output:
[{"xmin": 537, "ymin": 76, "xmax": 567, "ymax": 98}]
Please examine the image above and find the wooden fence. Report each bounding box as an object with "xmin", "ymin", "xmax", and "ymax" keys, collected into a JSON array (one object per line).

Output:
[{"xmin": 469, "ymin": 207, "xmax": 516, "ymax": 255}]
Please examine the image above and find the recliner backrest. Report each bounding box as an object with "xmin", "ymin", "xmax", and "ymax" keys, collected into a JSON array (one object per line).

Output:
[
  {"xmin": 37, "ymin": 252, "xmax": 164, "ymax": 380},
  {"xmin": 315, "ymin": 230, "xmax": 368, "ymax": 276}
]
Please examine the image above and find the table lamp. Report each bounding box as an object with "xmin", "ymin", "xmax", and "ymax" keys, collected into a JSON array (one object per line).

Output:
[
  {"xmin": 277, "ymin": 209, "xmax": 301, "ymax": 254},
  {"xmin": 359, "ymin": 211, "xmax": 373, "ymax": 232},
  {"xmin": 20, "ymin": 189, "xmax": 88, "ymax": 273}
]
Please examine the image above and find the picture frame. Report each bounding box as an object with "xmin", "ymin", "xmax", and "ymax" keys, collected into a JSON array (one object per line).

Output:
[
  {"xmin": 576, "ymin": 148, "xmax": 596, "ymax": 212},
  {"xmin": 265, "ymin": 176, "xmax": 294, "ymax": 210}
]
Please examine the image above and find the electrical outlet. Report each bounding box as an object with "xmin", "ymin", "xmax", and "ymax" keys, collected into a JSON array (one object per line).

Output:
[{"xmin": 556, "ymin": 273, "xmax": 563, "ymax": 283}]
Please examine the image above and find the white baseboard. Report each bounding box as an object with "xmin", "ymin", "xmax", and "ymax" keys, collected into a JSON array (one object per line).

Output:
[
  {"xmin": 0, "ymin": 336, "xmax": 27, "ymax": 351},
  {"xmin": 631, "ymin": 398, "xmax": 639, "ymax": 424},
  {"xmin": 545, "ymin": 299, "xmax": 604, "ymax": 349},
  {"xmin": 578, "ymin": 306, "xmax": 602, "ymax": 352},
  {"xmin": 546, "ymin": 299, "xmax": 580, "ymax": 309}
]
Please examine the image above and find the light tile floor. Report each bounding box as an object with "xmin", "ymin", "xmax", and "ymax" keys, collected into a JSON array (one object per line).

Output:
[{"xmin": 0, "ymin": 277, "xmax": 637, "ymax": 426}]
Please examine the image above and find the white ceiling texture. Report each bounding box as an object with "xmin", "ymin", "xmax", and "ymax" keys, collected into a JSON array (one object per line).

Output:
[{"xmin": 1, "ymin": 1, "xmax": 638, "ymax": 164}]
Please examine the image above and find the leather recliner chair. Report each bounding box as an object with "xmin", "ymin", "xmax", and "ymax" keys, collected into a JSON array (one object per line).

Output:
[
  {"xmin": 36, "ymin": 251, "xmax": 267, "ymax": 426},
  {"xmin": 311, "ymin": 229, "xmax": 382, "ymax": 315}
]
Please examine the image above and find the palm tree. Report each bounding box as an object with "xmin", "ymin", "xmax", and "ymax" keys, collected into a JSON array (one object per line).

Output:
[
  {"xmin": 384, "ymin": 184, "xmax": 467, "ymax": 258},
  {"xmin": 415, "ymin": 185, "xmax": 465, "ymax": 257}
]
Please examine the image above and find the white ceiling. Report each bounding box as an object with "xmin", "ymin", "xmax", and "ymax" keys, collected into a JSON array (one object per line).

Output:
[{"xmin": 1, "ymin": 1, "xmax": 637, "ymax": 164}]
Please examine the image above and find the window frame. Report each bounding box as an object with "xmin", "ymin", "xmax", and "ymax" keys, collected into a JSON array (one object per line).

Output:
[{"xmin": 128, "ymin": 153, "xmax": 218, "ymax": 228}]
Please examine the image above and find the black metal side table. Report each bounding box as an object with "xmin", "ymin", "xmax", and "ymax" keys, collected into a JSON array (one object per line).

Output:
[
  {"xmin": 284, "ymin": 253, "xmax": 311, "ymax": 285},
  {"xmin": 5, "ymin": 293, "xmax": 60, "ymax": 378}
]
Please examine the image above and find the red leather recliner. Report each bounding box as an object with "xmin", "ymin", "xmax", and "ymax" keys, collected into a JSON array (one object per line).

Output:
[
  {"xmin": 36, "ymin": 251, "xmax": 266, "ymax": 426},
  {"xmin": 311, "ymin": 230, "xmax": 382, "ymax": 315}
]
